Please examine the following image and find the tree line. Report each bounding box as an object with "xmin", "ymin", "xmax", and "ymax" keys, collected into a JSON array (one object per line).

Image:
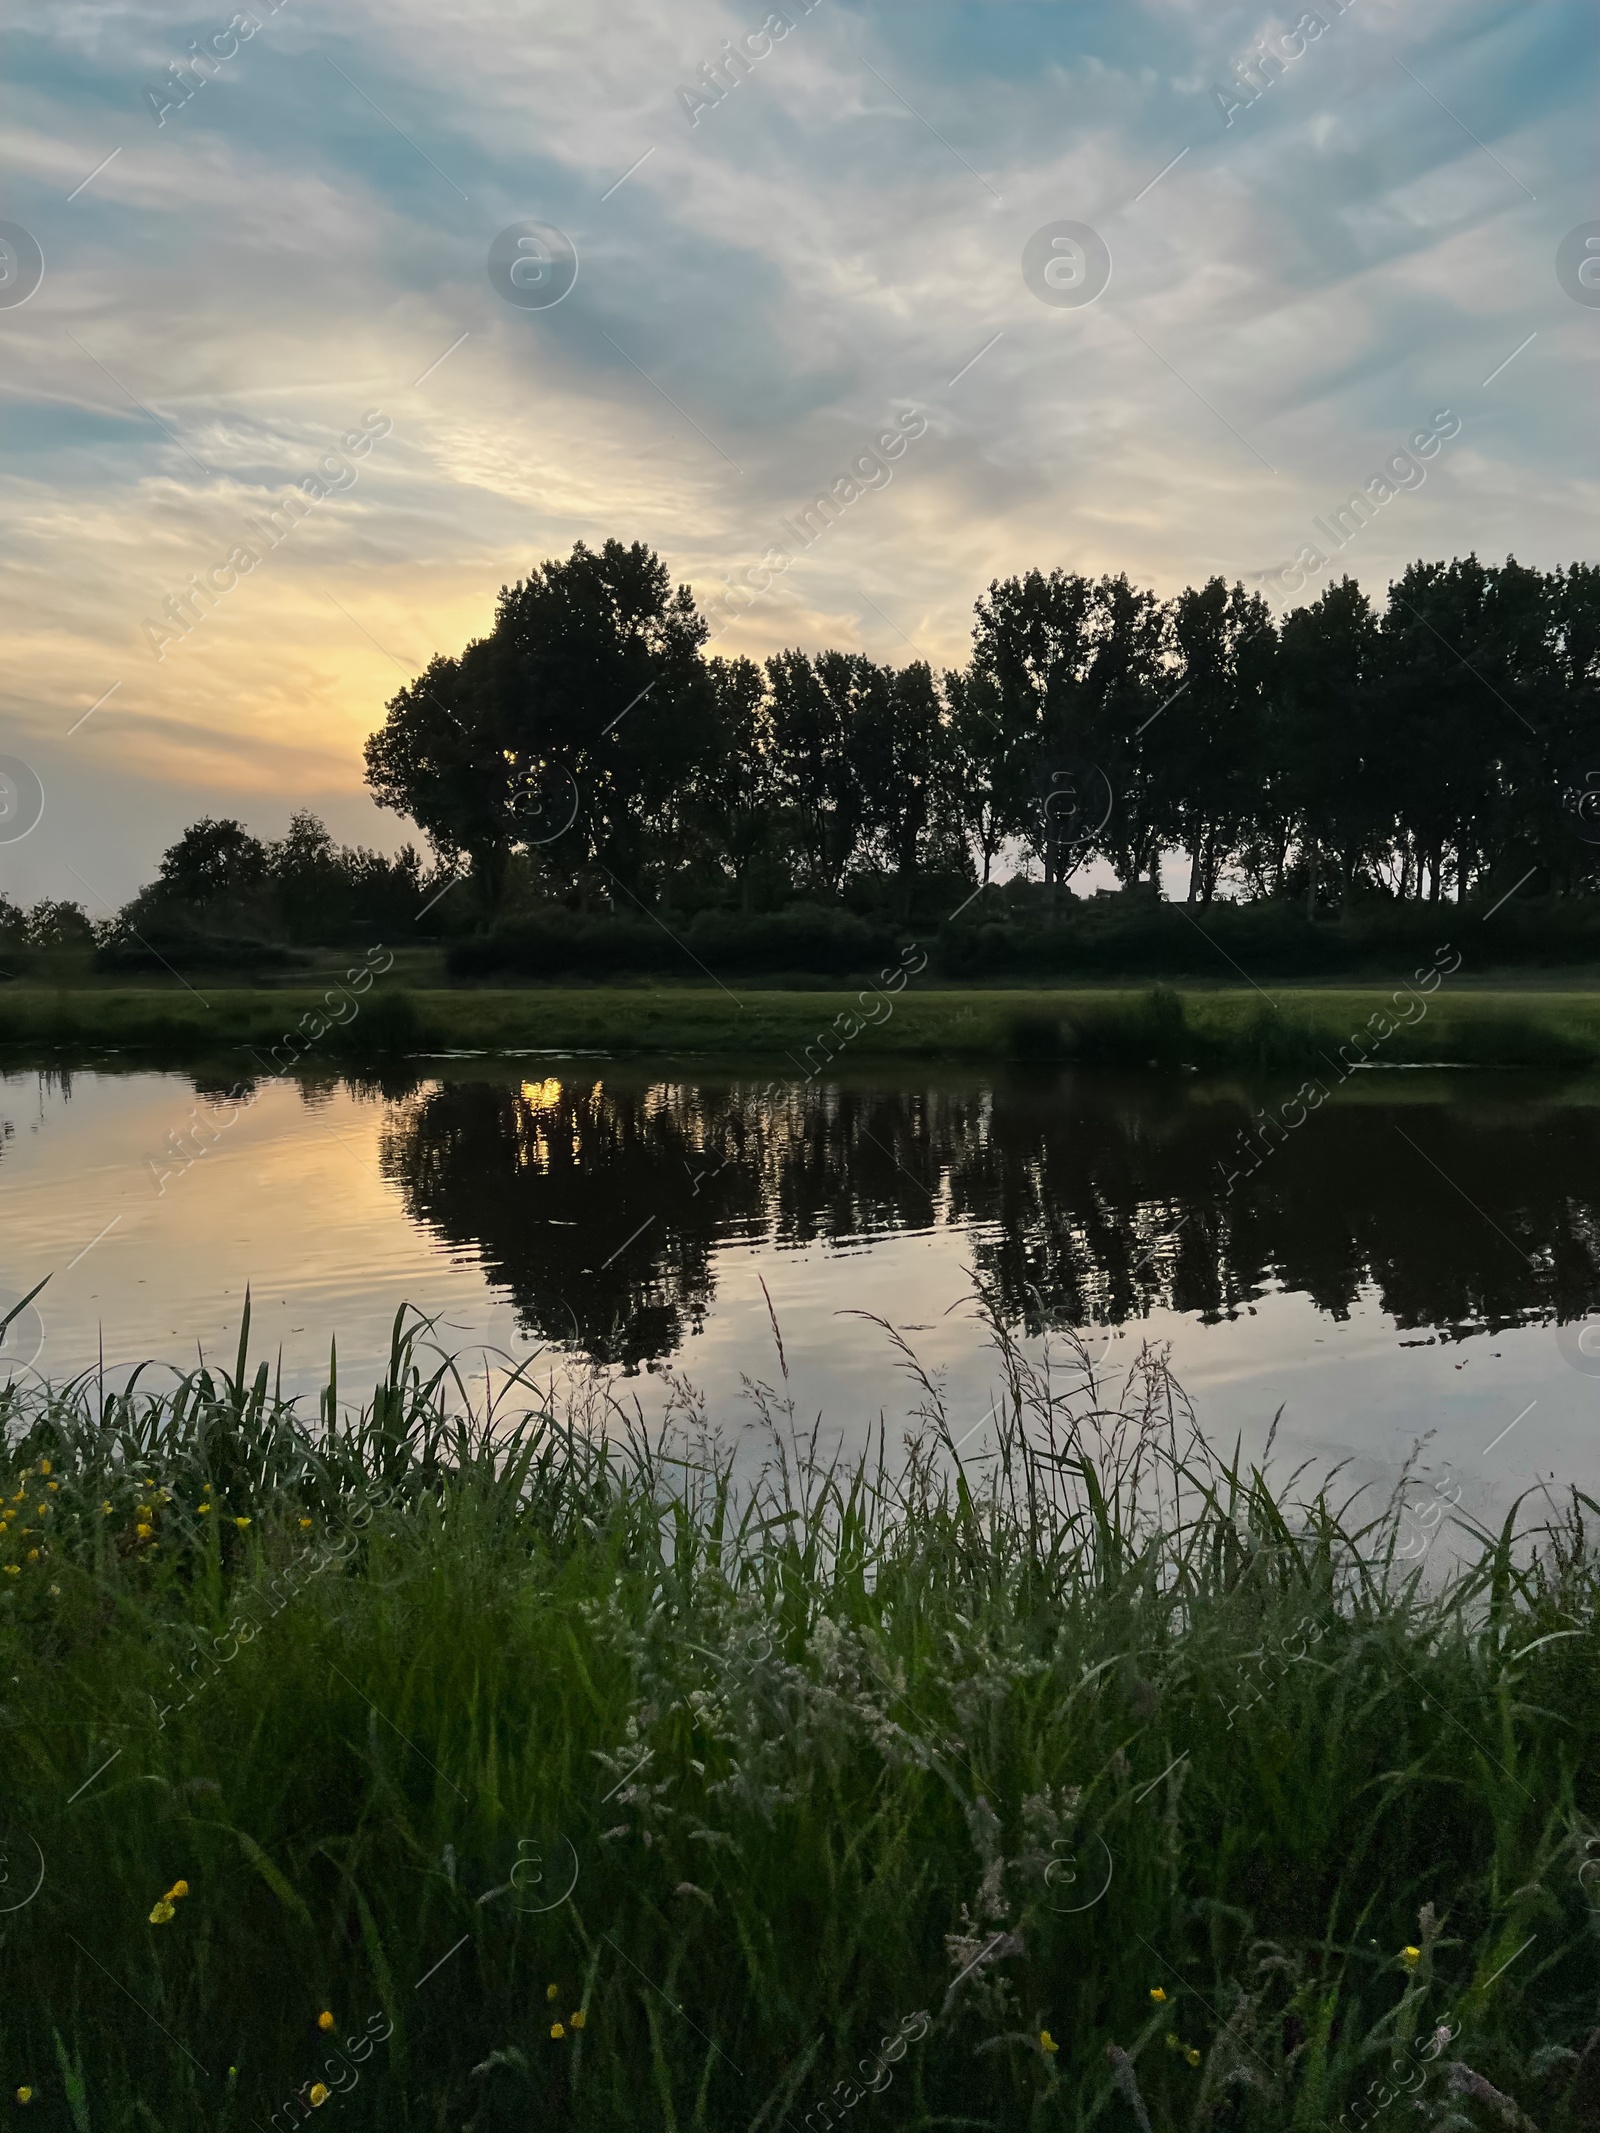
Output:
[
  {"xmin": 26, "ymin": 538, "xmax": 1595, "ymax": 963},
  {"xmin": 359, "ymin": 539, "xmax": 1600, "ymax": 924}
]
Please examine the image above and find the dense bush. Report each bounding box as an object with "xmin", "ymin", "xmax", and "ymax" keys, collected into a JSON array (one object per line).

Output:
[
  {"xmin": 943, "ymin": 891, "xmax": 1600, "ymax": 981},
  {"xmin": 95, "ymin": 935, "xmax": 304, "ymax": 973},
  {"xmin": 449, "ymin": 905, "xmax": 907, "ymax": 979}
]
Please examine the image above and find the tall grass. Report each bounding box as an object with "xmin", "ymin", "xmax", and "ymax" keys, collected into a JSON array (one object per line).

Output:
[{"xmin": 0, "ymin": 1301, "xmax": 1596, "ymax": 2132}]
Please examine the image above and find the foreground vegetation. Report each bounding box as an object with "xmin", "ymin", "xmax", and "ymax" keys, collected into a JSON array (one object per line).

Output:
[
  {"xmin": 6, "ymin": 975, "xmax": 1600, "ymax": 1073},
  {"xmin": 1, "ymin": 1304, "xmax": 1598, "ymax": 2131}
]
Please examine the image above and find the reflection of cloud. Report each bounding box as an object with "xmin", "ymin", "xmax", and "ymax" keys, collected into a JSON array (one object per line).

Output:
[{"xmin": 3, "ymin": 0, "xmax": 1595, "ymax": 893}]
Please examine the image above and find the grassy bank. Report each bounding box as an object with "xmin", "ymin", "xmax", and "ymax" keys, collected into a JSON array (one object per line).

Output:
[
  {"xmin": 0, "ymin": 1306, "xmax": 1597, "ymax": 2131},
  {"xmin": 5, "ymin": 977, "xmax": 1600, "ymax": 1072}
]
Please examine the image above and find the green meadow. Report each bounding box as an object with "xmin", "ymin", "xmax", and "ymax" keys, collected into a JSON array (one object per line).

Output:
[
  {"xmin": 0, "ymin": 1304, "xmax": 1595, "ymax": 2131},
  {"xmin": 6, "ymin": 975, "xmax": 1600, "ymax": 1073}
]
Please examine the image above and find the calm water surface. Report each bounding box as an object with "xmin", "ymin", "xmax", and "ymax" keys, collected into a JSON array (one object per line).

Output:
[{"xmin": 3, "ymin": 1055, "xmax": 1599, "ymax": 1533}]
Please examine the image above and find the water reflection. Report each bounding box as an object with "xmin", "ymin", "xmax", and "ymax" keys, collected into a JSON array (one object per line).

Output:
[{"xmin": 364, "ymin": 1065, "xmax": 1599, "ymax": 1367}]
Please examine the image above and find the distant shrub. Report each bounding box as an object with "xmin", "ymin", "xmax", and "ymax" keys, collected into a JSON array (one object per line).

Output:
[
  {"xmin": 449, "ymin": 905, "xmax": 906, "ymax": 979},
  {"xmin": 939, "ymin": 895, "xmax": 1600, "ymax": 981},
  {"xmin": 96, "ymin": 935, "xmax": 303, "ymax": 973}
]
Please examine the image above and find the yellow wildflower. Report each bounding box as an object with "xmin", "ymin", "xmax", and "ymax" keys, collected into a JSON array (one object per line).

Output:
[
  {"xmin": 38, "ymin": 1461, "xmax": 50, "ymax": 1476},
  {"xmin": 317, "ymin": 2011, "xmax": 335, "ymax": 2032},
  {"xmin": 234, "ymin": 1517, "xmax": 251, "ymax": 1530},
  {"xmin": 14, "ymin": 2087, "xmax": 33, "ymax": 2104},
  {"xmin": 25, "ymin": 1550, "xmax": 38, "ymax": 1564},
  {"xmin": 546, "ymin": 1983, "xmax": 559, "ymax": 2001},
  {"xmin": 46, "ymin": 1483, "xmax": 58, "ymax": 1493},
  {"xmin": 1040, "ymin": 2029, "xmax": 1059, "ymax": 2054},
  {"xmin": 1400, "ymin": 1945, "xmax": 1421, "ymax": 1969},
  {"xmin": 549, "ymin": 2022, "xmax": 565, "ymax": 2041},
  {"xmin": 299, "ymin": 1518, "xmax": 313, "ymax": 1531},
  {"xmin": 1166, "ymin": 2034, "xmax": 1181, "ymax": 2050},
  {"xmin": 1150, "ymin": 1986, "xmax": 1167, "ymax": 2003},
  {"xmin": 136, "ymin": 1525, "xmax": 152, "ymax": 1541},
  {"xmin": 570, "ymin": 2010, "xmax": 586, "ymax": 2030},
  {"xmin": 308, "ymin": 2083, "xmax": 329, "ymax": 2107},
  {"xmin": 137, "ymin": 1504, "xmax": 151, "ymax": 1517},
  {"xmin": 164, "ymin": 1880, "xmax": 189, "ymax": 1902},
  {"xmin": 1187, "ymin": 2048, "xmax": 1201, "ymax": 2066},
  {"xmin": 101, "ymin": 1502, "xmax": 112, "ymax": 1515},
  {"xmin": 197, "ymin": 1504, "xmax": 212, "ymax": 1515},
  {"xmin": 148, "ymin": 1900, "xmax": 175, "ymax": 1925},
  {"xmin": 3, "ymin": 1567, "xmax": 17, "ymax": 1578}
]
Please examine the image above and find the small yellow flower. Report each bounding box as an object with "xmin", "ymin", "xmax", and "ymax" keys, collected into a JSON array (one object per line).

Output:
[
  {"xmin": 1039, "ymin": 2029, "xmax": 1058, "ymax": 2054},
  {"xmin": 234, "ymin": 1517, "xmax": 251, "ymax": 1530},
  {"xmin": 317, "ymin": 2010, "xmax": 335, "ymax": 2032},
  {"xmin": 136, "ymin": 1524, "xmax": 152, "ymax": 1540},
  {"xmin": 137, "ymin": 1504, "xmax": 151, "ymax": 1517},
  {"xmin": 14, "ymin": 2086, "xmax": 33, "ymax": 2104},
  {"xmin": 25, "ymin": 1550, "xmax": 38, "ymax": 1564},
  {"xmin": 308, "ymin": 2083, "xmax": 329, "ymax": 2107},
  {"xmin": 47, "ymin": 1585, "xmax": 59, "ymax": 1597},
  {"xmin": 550, "ymin": 2022, "xmax": 566, "ymax": 2039},
  {"xmin": 1150, "ymin": 1986, "xmax": 1167, "ymax": 2003},
  {"xmin": 1186, "ymin": 2048, "xmax": 1201, "ymax": 2067},
  {"xmin": 197, "ymin": 1502, "xmax": 213, "ymax": 1515},
  {"xmin": 546, "ymin": 1983, "xmax": 559, "ymax": 2001},
  {"xmin": 1165, "ymin": 2034, "xmax": 1181, "ymax": 2050},
  {"xmin": 164, "ymin": 1880, "xmax": 189, "ymax": 1902},
  {"xmin": 148, "ymin": 1900, "xmax": 175, "ymax": 1925},
  {"xmin": 299, "ymin": 1518, "xmax": 313, "ymax": 1531},
  {"xmin": 570, "ymin": 2010, "xmax": 586, "ymax": 2030},
  {"xmin": 101, "ymin": 1502, "xmax": 112, "ymax": 1515},
  {"xmin": 202, "ymin": 1482, "xmax": 212, "ymax": 1494},
  {"xmin": 34, "ymin": 1505, "xmax": 46, "ymax": 1516},
  {"xmin": 3, "ymin": 1567, "xmax": 18, "ymax": 1579},
  {"xmin": 38, "ymin": 1461, "xmax": 50, "ymax": 1476},
  {"xmin": 1400, "ymin": 1945, "xmax": 1421, "ymax": 1969},
  {"xmin": 46, "ymin": 1483, "xmax": 58, "ymax": 1493}
]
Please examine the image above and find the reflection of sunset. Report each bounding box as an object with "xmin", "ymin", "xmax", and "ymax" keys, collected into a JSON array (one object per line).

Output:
[{"xmin": 519, "ymin": 1078, "xmax": 564, "ymax": 1109}]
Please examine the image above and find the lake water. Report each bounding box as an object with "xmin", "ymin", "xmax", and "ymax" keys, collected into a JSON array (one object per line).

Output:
[{"xmin": 3, "ymin": 1056, "xmax": 1598, "ymax": 1543}]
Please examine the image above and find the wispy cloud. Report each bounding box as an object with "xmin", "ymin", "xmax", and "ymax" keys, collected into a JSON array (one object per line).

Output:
[{"xmin": 0, "ymin": 0, "xmax": 1591, "ymax": 898}]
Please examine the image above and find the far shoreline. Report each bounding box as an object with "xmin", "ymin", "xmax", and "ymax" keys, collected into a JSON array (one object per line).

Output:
[{"xmin": 5, "ymin": 976, "xmax": 1600, "ymax": 1074}]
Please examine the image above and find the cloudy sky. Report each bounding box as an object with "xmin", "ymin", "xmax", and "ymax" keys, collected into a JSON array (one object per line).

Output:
[{"xmin": 2, "ymin": 0, "xmax": 1593, "ymax": 902}]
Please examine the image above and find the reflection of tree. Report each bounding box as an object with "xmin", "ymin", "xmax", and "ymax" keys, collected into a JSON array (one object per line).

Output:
[
  {"xmin": 943, "ymin": 1078, "xmax": 1591, "ymax": 1339},
  {"xmin": 370, "ymin": 1069, "xmax": 1600, "ymax": 1368}
]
